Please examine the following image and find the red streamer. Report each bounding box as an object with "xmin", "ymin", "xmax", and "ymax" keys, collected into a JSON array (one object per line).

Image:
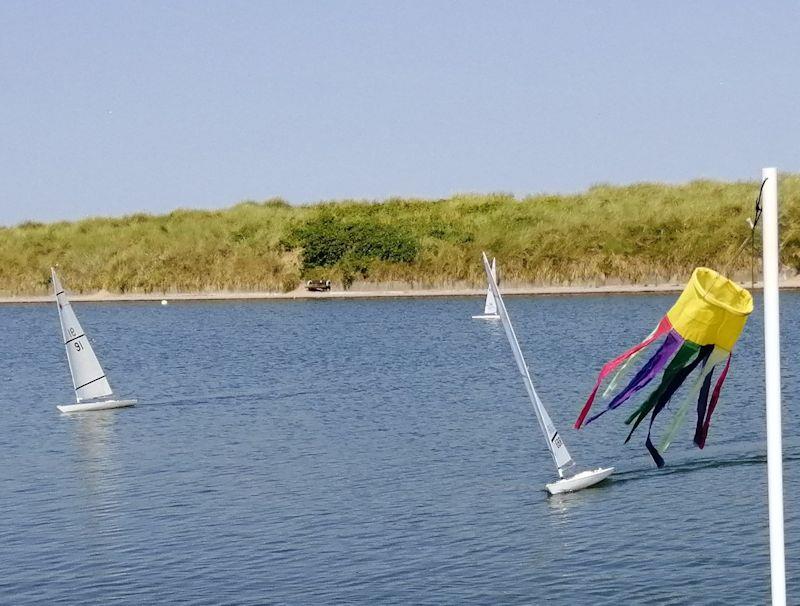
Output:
[{"xmin": 575, "ymin": 316, "xmax": 672, "ymax": 429}]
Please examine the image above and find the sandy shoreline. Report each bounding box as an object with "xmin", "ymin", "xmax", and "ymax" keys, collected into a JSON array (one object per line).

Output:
[{"xmin": 2, "ymin": 278, "xmax": 796, "ymax": 304}]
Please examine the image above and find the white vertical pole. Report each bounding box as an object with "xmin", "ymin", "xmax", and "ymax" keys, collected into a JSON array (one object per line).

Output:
[{"xmin": 761, "ymin": 167, "xmax": 786, "ymax": 606}]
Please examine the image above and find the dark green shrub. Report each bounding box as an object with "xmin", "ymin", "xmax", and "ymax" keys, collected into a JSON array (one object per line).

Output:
[{"xmin": 292, "ymin": 214, "xmax": 418, "ymax": 270}]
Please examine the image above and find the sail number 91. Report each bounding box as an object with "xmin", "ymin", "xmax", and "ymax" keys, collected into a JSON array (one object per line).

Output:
[{"xmin": 74, "ymin": 341, "xmax": 83, "ymax": 352}]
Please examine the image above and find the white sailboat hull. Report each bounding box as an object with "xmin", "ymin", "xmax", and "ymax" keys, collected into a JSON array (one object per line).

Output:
[
  {"xmin": 57, "ymin": 399, "xmax": 137, "ymax": 413},
  {"xmin": 471, "ymin": 313, "xmax": 500, "ymax": 320},
  {"xmin": 546, "ymin": 467, "xmax": 614, "ymax": 495}
]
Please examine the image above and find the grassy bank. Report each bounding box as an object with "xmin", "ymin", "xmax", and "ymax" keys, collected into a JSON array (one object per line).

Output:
[{"xmin": 3, "ymin": 176, "xmax": 800, "ymax": 295}]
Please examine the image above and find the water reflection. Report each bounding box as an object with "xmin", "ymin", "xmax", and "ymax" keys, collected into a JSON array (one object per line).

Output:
[
  {"xmin": 66, "ymin": 411, "xmax": 123, "ymax": 520},
  {"xmin": 546, "ymin": 479, "xmax": 615, "ymax": 516}
]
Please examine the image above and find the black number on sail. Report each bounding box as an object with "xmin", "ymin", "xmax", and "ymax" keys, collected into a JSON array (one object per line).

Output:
[{"xmin": 74, "ymin": 341, "xmax": 83, "ymax": 352}]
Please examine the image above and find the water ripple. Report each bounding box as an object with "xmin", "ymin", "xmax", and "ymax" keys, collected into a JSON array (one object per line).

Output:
[{"xmin": 0, "ymin": 295, "xmax": 797, "ymax": 603}]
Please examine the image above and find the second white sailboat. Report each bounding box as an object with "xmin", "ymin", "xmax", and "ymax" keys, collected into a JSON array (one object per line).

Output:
[
  {"xmin": 52, "ymin": 268, "xmax": 136, "ymax": 413},
  {"xmin": 481, "ymin": 253, "xmax": 612, "ymax": 494},
  {"xmin": 472, "ymin": 257, "xmax": 500, "ymax": 319}
]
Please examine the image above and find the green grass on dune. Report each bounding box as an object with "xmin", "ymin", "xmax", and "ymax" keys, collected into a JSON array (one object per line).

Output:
[{"xmin": 3, "ymin": 176, "xmax": 799, "ymax": 295}]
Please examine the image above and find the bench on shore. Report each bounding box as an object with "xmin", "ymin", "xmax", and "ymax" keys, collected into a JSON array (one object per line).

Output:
[{"xmin": 305, "ymin": 279, "xmax": 331, "ymax": 292}]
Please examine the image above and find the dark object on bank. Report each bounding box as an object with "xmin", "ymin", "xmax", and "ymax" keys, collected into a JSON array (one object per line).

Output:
[{"xmin": 305, "ymin": 279, "xmax": 331, "ymax": 292}]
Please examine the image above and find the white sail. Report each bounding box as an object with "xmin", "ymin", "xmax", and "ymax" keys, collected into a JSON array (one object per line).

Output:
[
  {"xmin": 52, "ymin": 268, "xmax": 113, "ymax": 402},
  {"xmin": 481, "ymin": 253, "xmax": 575, "ymax": 474},
  {"xmin": 483, "ymin": 258, "xmax": 498, "ymax": 315}
]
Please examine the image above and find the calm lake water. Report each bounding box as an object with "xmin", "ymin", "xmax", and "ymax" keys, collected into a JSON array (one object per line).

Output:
[{"xmin": 0, "ymin": 293, "xmax": 797, "ymax": 604}]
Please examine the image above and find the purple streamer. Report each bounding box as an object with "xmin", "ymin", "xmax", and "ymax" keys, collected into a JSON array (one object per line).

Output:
[{"xmin": 585, "ymin": 330, "xmax": 684, "ymax": 425}]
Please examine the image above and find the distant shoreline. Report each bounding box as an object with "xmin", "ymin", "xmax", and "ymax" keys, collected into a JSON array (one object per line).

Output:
[
  {"xmin": 2, "ymin": 278, "xmax": 795, "ymax": 304},
  {"xmin": 6, "ymin": 178, "xmax": 800, "ymax": 301}
]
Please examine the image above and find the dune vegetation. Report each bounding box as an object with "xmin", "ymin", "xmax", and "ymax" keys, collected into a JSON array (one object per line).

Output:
[{"xmin": 2, "ymin": 176, "xmax": 800, "ymax": 295}]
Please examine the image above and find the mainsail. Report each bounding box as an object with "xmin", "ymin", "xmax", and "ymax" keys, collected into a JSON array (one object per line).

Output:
[
  {"xmin": 482, "ymin": 253, "xmax": 575, "ymax": 474},
  {"xmin": 483, "ymin": 258, "xmax": 498, "ymax": 315},
  {"xmin": 52, "ymin": 268, "xmax": 113, "ymax": 402}
]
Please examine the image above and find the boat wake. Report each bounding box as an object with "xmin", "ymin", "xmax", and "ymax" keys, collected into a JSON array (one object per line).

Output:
[{"xmin": 608, "ymin": 446, "xmax": 800, "ymax": 485}]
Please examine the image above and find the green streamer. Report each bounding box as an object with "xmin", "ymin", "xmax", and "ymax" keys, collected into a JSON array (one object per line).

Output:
[
  {"xmin": 624, "ymin": 341, "xmax": 700, "ymax": 439},
  {"xmin": 659, "ymin": 346, "xmax": 728, "ymax": 452}
]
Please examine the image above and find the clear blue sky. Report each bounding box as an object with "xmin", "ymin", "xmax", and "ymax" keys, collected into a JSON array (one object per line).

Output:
[{"xmin": 1, "ymin": 1, "xmax": 798, "ymax": 226}]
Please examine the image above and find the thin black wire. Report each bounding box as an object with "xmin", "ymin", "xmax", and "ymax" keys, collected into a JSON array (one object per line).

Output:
[
  {"xmin": 750, "ymin": 178, "xmax": 766, "ymax": 288},
  {"xmin": 696, "ymin": 178, "xmax": 769, "ymax": 306},
  {"xmin": 721, "ymin": 178, "xmax": 767, "ymax": 281}
]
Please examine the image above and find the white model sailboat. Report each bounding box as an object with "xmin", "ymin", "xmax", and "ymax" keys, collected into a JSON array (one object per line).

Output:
[
  {"xmin": 52, "ymin": 268, "xmax": 136, "ymax": 413},
  {"xmin": 472, "ymin": 257, "xmax": 500, "ymax": 319},
  {"xmin": 481, "ymin": 253, "xmax": 612, "ymax": 494}
]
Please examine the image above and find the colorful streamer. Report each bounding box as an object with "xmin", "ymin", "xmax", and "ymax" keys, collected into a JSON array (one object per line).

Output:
[{"xmin": 575, "ymin": 267, "xmax": 753, "ymax": 467}]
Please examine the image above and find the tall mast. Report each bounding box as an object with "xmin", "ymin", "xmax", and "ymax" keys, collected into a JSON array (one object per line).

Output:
[{"xmin": 482, "ymin": 253, "xmax": 574, "ymax": 475}]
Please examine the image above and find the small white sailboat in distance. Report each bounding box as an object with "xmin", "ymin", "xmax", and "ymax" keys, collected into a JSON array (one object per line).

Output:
[
  {"xmin": 52, "ymin": 268, "xmax": 136, "ymax": 413},
  {"xmin": 481, "ymin": 253, "xmax": 613, "ymax": 494},
  {"xmin": 472, "ymin": 257, "xmax": 500, "ymax": 319}
]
